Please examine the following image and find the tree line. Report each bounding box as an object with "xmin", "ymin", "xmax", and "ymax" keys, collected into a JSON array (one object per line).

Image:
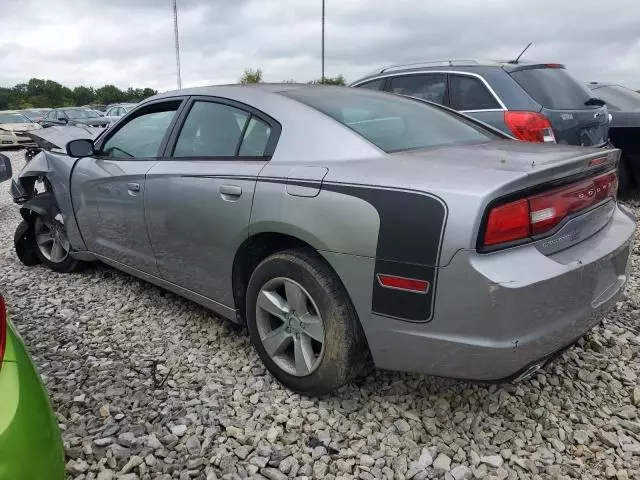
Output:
[
  {"xmin": 0, "ymin": 70, "xmax": 347, "ymax": 111},
  {"xmin": 0, "ymin": 78, "xmax": 158, "ymax": 110},
  {"xmin": 239, "ymin": 68, "xmax": 347, "ymax": 86}
]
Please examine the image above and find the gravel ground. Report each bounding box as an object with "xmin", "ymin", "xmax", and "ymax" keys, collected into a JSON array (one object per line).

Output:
[{"xmin": 1, "ymin": 148, "xmax": 640, "ymax": 480}]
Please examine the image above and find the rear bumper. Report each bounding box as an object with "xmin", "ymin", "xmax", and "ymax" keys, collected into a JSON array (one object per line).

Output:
[
  {"xmin": 365, "ymin": 204, "xmax": 636, "ymax": 380},
  {"xmin": 0, "ymin": 322, "xmax": 65, "ymax": 480}
]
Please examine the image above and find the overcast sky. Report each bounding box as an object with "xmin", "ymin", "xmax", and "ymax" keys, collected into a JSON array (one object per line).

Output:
[{"xmin": 2, "ymin": 0, "xmax": 639, "ymax": 91}]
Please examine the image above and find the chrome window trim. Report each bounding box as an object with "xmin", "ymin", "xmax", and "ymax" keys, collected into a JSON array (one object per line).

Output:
[
  {"xmin": 352, "ymin": 70, "xmax": 508, "ymax": 111},
  {"xmin": 460, "ymin": 108, "xmax": 506, "ymax": 113}
]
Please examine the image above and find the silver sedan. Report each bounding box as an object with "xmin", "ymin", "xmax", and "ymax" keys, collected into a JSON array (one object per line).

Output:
[{"xmin": 8, "ymin": 84, "xmax": 635, "ymax": 395}]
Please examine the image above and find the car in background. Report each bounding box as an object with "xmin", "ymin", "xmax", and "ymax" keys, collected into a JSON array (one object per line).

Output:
[
  {"xmin": 589, "ymin": 82, "xmax": 640, "ymax": 192},
  {"xmin": 104, "ymin": 103, "xmax": 137, "ymax": 118},
  {"xmin": 41, "ymin": 107, "xmax": 112, "ymax": 128},
  {"xmin": 351, "ymin": 60, "xmax": 610, "ymax": 148},
  {"xmin": 0, "ymin": 111, "xmax": 41, "ymax": 148},
  {"xmin": 0, "ymin": 156, "xmax": 65, "ymax": 480},
  {"xmin": 21, "ymin": 108, "xmax": 51, "ymax": 123},
  {"xmin": 82, "ymin": 104, "xmax": 107, "ymax": 112},
  {"xmin": 9, "ymin": 85, "xmax": 635, "ymax": 395}
]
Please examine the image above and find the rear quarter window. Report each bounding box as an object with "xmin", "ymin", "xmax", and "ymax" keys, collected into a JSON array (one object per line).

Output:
[
  {"xmin": 510, "ymin": 67, "xmax": 594, "ymax": 110},
  {"xmin": 283, "ymin": 88, "xmax": 496, "ymax": 153}
]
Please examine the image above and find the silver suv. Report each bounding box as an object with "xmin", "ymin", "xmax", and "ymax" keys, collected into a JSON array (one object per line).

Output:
[{"xmin": 351, "ymin": 59, "xmax": 610, "ymax": 148}]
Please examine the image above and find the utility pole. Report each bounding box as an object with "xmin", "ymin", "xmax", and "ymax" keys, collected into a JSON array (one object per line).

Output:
[
  {"xmin": 321, "ymin": 0, "xmax": 325, "ymax": 82},
  {"xmin": 172, "ymin": 0, "xmax": 182, "ymax": 89}
]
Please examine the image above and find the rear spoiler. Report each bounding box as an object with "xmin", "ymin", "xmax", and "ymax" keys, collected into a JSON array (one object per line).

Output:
[{"xmin": 501, "ymin": 63, "xmax": 566, "ymax": 73}]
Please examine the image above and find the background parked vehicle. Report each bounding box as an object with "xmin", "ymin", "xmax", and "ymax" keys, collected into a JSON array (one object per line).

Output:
[
  {"xmin": 82, "ymin": 104, "xmax": 107, "ymax": 112},
  {"xmin": 0, "ymin": 111, "xmax": 41, "ymax": 148},
  {"xmin": 20, "ymin": 108, "xmax": 51, "ymax": 123},
  {"xmin": 351, "ymin": 60, "xmax": 610, "ymax": 148},
  {"xmin": 589, "ymin": 82, "xmax": 640, "ymax": 192},
  {"xmin": 104, "ymin": 103, "xmax": 138, "ymax": 118},
  {"xmin": 41, "ymin": 107, "xmax": 112, "ymax": 128},
  {"xmin": 9, "ymin": 85, "xmax": 634, "ymax": 395},
  {"xmin": 0, "ymin": 157, "xmax": 65, "ymax": 480}
]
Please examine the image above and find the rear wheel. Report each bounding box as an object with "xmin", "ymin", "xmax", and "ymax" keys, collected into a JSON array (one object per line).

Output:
[
  {"xmin": 33, "ymin": 213, "xmax": 80, "ymax": 273},
  {"xmin": 245, "ymin": 249, "xmax": 369, "ymax": 395}
]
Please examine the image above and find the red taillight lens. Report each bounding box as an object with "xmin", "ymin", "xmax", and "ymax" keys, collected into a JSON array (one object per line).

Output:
[
  {"xmin": 483, "ymin": 198, "xmax": 530, "ymax": 246},
  {"xmin": 0, "ymin": 296, "xmax": 6, "ymax": 367},
  {"xmin": 482, "ymin": 170, "xmax": 618, "ymax": 249},
  {"xmin": 504, "ymin": 111, "xmax": 556, "ymax": 143}
]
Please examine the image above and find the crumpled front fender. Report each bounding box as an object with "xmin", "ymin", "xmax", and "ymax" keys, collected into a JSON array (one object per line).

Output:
[
  {"xmin": 10, "ymin": 150, "xmax": 86, "ymax": 252},
  {"xmin": 18, "ymin": 192, "xmax": 57, "ymax": 220}
]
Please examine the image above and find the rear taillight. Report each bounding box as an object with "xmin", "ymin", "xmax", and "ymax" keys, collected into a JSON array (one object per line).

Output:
[
  {"xmin": 0, "ymin": 296, "xmax": 6, "ymax": 367},
  {"xmin": 504, "ymin": 111, "xmax": 556, "ymax": 143},
  {"xmin": 482, "ymin": 170, "xmax": 618, "ymax": 248}
]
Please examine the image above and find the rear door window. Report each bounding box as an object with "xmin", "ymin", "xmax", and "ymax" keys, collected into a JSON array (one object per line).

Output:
[
  {"xmin": 510, "ymin": 67, "xmax": 594, "ymax": 110},
  {"xmin": 449, "ymin": 75, "xmax": 500, "ymax": 111},
  {"xmin": 387, "ymin": 74, "xmax": 447, "ymax": 105},
  {"xmin": 173, "ymin": 101, "xmax": 249, "ymax": 157}
]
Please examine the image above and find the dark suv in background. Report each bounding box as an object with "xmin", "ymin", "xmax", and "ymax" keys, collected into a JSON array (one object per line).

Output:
[{"xmin": 351, "ymin": 60, "xmax": 610, "ymax": 148}]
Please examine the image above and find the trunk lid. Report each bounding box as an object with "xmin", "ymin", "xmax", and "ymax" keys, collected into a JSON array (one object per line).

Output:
[
  {"xmin": 506, "ymin": 65, "xmax": 610, "ymax": 147},
  {"xmin": 401, "ymin": 140, "xmax": 619, "ymax": 187},
  {"xmin": 399, "ymin": 140, "xmax": 621, "ymax": 257}
]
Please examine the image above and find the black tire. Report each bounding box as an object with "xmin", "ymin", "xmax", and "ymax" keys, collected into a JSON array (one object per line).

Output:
[
  {"xmin": 246, "ymin": 248, "xmax": 370, "ymax": 396},
  {"xmin": 31, "ymin": 213, "xmax": 82, "ymax": 273},
  {"xmin": 14, "ymin": 219, "xmax": 40, "ymax": 266}
]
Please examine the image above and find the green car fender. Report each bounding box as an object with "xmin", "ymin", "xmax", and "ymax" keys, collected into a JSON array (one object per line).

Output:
[{"xmin": 0, "ymin": 321, "xmax": 65, "ymax": 480}]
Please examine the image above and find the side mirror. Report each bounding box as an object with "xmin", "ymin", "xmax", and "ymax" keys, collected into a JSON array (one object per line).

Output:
[
  {"xmin": 66, "ymin": 139, "xmax": 95, "ymax": 158},
  {"xmin": 0, "ymin": 154, "xmax": 12, "ymax": 183},
  {"xmin": 58, "ymin": 117, "xmax": 68, "ymax": 123}
]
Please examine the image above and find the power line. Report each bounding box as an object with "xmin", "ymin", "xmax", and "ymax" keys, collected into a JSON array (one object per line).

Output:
[{"xmin": 172, "ymin": 0, "xmax": 182, "ymax": 89}]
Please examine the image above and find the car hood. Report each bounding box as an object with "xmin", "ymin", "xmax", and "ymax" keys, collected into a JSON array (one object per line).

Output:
[
  {"xmin": 72, "ymin": 118, "xmax": 111, "ymax": 126},
  {"xmin": 0, "ymin": 123, "xmax": 42, "ymax": 132},
  {"xmin": 24, "ymin": 125, "xmax": 103, "ymax": 151}
]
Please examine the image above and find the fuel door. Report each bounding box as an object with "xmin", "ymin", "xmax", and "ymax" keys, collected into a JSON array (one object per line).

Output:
[{"xmin": 286, "ymin": 166, "xmax": 329, "ymax": 197}]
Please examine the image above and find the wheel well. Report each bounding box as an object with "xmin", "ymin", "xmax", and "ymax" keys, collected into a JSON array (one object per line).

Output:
[{"xmin": 232, "ymin": 233, "xmax": 316, "ymax": 323}]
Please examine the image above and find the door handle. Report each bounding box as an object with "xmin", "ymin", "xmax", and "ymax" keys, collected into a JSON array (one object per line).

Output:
[
  {"xmin": 220, "ymin": 185, "xmax": 242, "ymax": 197},
  {"xmin": 127, "ymin": 182, "xmax": 141, "ymax": 196}
]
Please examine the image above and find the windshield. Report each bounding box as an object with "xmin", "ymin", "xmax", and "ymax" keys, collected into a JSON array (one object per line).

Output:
[
  {"xmin": 66, "ymin": 109, "xmax": 101, "ymax": 119},
  {"xmin": 282, "ymin": 88, "xmax": 496, "ymax": 153},
  {"xmin": 510, "ymin": 67, "xmax": 595, "ymax": 110},
  {"xmin": 0, "ymin": 113, "xmax": 30, "ymax": 124},
  {"xmin": 591, "ymin": 85, "xmax": 640, "ymax": 112}
]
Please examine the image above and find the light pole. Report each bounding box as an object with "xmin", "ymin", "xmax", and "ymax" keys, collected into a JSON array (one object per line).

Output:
[
  {"xmin": 321, "ymin": 0, "xmax": 325, "ymax": 82},
  {"xmin": 172, "ymin": 0, "xmax": 182, "ymax": 89}
]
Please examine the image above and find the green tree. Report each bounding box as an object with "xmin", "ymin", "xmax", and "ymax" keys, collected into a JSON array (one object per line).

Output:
[
  {"xmin": 0, "ymin": 79, "xmax": 157, "ymax": 109},
  {"xmin": 310, "ymin": 74, "xmax": 347, "ymax": 86},
  {"xmin": 73, "ymin": 86, "xmax": 95, "ymax": 106},
  {"xmin": 95, "ymin": 84, "xmax": 124, "ymax": 104},
  {"xmin": 239, "ymin": 68, "xmax": 263, "ymax": 84}
]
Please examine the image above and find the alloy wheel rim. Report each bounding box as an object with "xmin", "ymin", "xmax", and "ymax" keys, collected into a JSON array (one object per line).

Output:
[
  {"xmin": 255, "ymin": 277, "xmax": 326, "ymax": 377},
  {"xmin": 34, "ymin": 216, "xmax": 70, "ymax": 263}
]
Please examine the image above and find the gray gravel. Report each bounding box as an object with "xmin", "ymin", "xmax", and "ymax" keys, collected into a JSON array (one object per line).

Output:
[{"xmin": 1, "ymin": 148, "xmax": 640, "ymax": 480}]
